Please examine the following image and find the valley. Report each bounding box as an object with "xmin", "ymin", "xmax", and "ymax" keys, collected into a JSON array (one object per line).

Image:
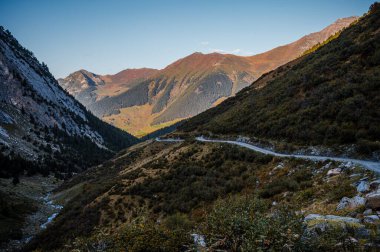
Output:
[{"xmin": 0, "ymin": 1, "xmax": 379, "ymax": 251}]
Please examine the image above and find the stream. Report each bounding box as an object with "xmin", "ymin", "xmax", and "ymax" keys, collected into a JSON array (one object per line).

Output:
[{"xmin": 0, "ymin": 175, "xmax": 63, "ymax": 251}]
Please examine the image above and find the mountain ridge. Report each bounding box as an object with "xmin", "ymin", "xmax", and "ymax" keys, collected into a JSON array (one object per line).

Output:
[{"xmin": 59, "ymin": 16, "xmax": 358, "ymax": 137}]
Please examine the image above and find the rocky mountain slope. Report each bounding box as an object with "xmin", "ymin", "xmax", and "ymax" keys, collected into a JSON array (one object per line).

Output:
[
  {"xmin": 0, "ymin": 27, "xmax": 138, "ymax": 178},
  {"xmin": 180, "ymin": 7, "xmax": 379, "ymax": 160},
  {"xmin": 60, "ymin": 17, "xmax": 357, "ymax": 137}
]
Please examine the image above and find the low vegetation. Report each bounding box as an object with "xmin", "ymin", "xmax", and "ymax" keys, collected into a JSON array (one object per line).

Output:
[{"xmin": 26, "ymin": 137, "xmax": 377, "ymax": 250}]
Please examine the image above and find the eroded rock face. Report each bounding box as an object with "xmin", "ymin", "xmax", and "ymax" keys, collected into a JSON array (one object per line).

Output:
[{"xmin": 337, "ymin": 196, "xmax": 366, "ymax": 210}]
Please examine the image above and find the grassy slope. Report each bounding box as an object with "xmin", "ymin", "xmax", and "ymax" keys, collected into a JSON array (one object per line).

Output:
[
  {"xmin": 180, "ymin": 6, "xmax": 380, "ymax": 156},
  {"xmin": 27, "ymin": 138, "xmax": 375, "ymax": 251}
]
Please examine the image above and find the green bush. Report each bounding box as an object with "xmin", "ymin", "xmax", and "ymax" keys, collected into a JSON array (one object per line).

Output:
[
  {"xmin": 115, "ymin": 217, "xmax": 191, "ymax": 252},
  {"xmin": 259, "ymin": 178, "xmax": 300, "ymax": 198},
  {"xmin": 327, "ymin": 180, "xmax": 356, "ymax": 202},
  {"xmin": 203, "ymin": 195, "xmax": 303, "ymax": 251}
]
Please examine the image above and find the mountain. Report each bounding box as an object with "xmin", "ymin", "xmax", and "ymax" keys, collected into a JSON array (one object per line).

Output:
[
  {"xmin": 60, "ymin": 17, "xmax": 357, "ymax": 137},
  {"xmin": 57, "ymin": 68, "xmax": 158, "ymax": 107},
  {"xmin": 180, "ymin": 6, "xmax": 379, "ymax": 159},
  {"xmin": 26, "ymin": 5, "xmax": 380, "ymax": 251},
  {"xmin": 0, "ymin": 27, "xmax": 138, "ymax": 179}
]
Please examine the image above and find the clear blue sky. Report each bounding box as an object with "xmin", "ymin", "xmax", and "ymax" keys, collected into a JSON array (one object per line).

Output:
[{"xmin": 0, "ymin": 0, "xmax": 374, "ymax": 78}]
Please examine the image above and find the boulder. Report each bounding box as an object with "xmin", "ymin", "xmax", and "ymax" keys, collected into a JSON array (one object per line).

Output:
[
  {"xmin": 327, "ymin": 168, "xmax": 342, "ymax": 176},
  {"xmin": 365, "ymin": 191, "xmax": 380, "ymax": 210},
  {"xmin": 363, "ymin": 209, "xmax": 373, "ymax": 216},
  {"xmin": 191, "ymin": 233, "xmax": 206, "ymax": 247},
  {"xmin": 324, "ymin": 215, "xmax": 361, "ymax": 223},
  {"xmin": 363, "ymin": 215, "xmax": 380, "ymax": 224},
  {"xmin": 369, "ymin": 179, "xmax": 380, "ymax": 190},
  {"xmin": 336, "ymin": 196, "xmax": 365, "ymax": 210},
  {"xmin": 304, "ymin": 214, "xmax": 324, "ymax": 222},
  {"xmin": 303, "ymin": 214, "xmax": 370, "ymax": 240},
  {"xmin": 322, "ymin": 162, "xmax": 332, "ymax": 170},
  {"xmin": 343, "ymin": 162, "xmax": 354, "ymax": 169},
  {"xmin": 357, "ymin": 180, "xmax": 370, "ymax": 193},
  {"xmin": 304, "ymin": 214, "xmax": 361, "ymax": 224}
]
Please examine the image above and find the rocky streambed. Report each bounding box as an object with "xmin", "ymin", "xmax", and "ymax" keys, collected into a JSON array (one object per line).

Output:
[{"xmin": 0, "ymin": 175, "xmax": 63, "ymax": 251}]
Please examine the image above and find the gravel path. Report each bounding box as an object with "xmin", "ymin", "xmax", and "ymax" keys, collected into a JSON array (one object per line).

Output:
[{"xmin": 156, "ymin": 137, "xmax": 380, "ymax": 173}]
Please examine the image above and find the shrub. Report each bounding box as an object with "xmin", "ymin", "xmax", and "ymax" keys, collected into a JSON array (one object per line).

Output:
[
  {"xmin": 203, "ymin": 195, "xmax": 303, "ymax": 251},
  {"xmin": 115, "ymin": 217, "xmax": 191, "ymax": 252},
  {"xmin": 259, "ymin": 178, "xmax": 300, "ymax": 198}
]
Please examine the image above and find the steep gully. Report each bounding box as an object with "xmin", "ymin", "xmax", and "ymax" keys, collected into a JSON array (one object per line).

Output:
[{"xmin": 156, "ymin": 136, "xmax": 380, "ymax": 173}]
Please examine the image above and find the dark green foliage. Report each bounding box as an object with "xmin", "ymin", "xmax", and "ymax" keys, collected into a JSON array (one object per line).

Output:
[
  {"xmin": 0, "ymin": 192, "xmax": 37, "ymax": 244},
  {"xmin": 259, "ymin": 170, "xmax": 313, "ymax": 198},
  {"xmin": 203, "ymin": 196, "xmax": 303, "ymax": 251},
  {"xmin": 67, "ymin": 213, "xmax": 193, "ymax": 252},
  {"xmin": 180, "ymin": 5, "xmax": 380, "ymax": 152},
  {"xmin": 326, "ymin": 180, "xmax": 357, "ymax": 202},
  {"xmin": 127, "ymin": 144, "xmax": 271, "ymax": 214},
  {"xmin": 0, "ymin": 152, "xmax": 40, "ymax": 179},
  {"xmin": 115, "ymin": 217, "xmax": 191, "ymax": 252}
]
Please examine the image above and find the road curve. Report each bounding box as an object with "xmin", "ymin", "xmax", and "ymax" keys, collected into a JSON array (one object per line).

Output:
[
  {"xmin": 155, "ymin": 137, "xmax": 184, "ymax": 142},
  {"xmin": 156, "ymin": 137, "xmax": 380, "ymax": 173}
]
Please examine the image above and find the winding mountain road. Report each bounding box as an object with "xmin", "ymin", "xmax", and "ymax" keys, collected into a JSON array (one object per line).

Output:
[{"xmin": 156, "ymin": 137, "xmax": 380, "ymax": 173}]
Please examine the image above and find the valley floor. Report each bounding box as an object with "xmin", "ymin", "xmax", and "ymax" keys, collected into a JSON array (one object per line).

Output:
[{"xmin": 0, "ymin": 175, "xmax": 62, "ymax": 251}]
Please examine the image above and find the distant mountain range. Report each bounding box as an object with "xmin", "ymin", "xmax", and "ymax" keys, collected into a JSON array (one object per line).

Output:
[
  {"xmin": 0, "ymin": 27, "xmax": 137, "ymax": 178},
  {"xmin": 58, "ymin": 17, "xmax": 357, "ymax": 137}
]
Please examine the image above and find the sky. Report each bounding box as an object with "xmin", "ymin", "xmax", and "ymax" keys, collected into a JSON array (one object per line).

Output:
[{"xmin": 0, "ymin": 0, "xmax": 374, "ymax": 78}]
